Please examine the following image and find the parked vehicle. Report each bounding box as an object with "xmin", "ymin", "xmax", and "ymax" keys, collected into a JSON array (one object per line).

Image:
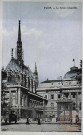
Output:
[
  {"xmin": 1, "ymin": 110, "xmax": 17, "ymax": 124},
  {"xmin": 9, "ymin": 111, "xmax": 17, "ymax": 124}
]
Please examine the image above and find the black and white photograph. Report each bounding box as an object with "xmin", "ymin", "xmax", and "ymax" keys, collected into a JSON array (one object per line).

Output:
[{"xmin": 1, "ymin": 0, "xmax": 82, "ymax": 132}]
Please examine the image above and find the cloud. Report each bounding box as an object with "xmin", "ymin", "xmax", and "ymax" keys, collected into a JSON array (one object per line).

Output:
[
  {"xmin": 21, "ymin": 25, "xmax": 53, "ymax": 51},
  {"xmin": 22, "ymin": 25, "xmax": 42, "ymax": 38},
  {"xmin": 39, "ymin": 41, "xmax": 52, "ymax": 50},
  {"xmin": 2, "ymin": 28, "xmax": 10, "ymax": 37},
  {"xmin": 2, "ymin": 25, "xmax": 42, "ymax": 39},
  {"xmin": 2, "ymin": 26, "xmax": 17, "ymax": 37}
]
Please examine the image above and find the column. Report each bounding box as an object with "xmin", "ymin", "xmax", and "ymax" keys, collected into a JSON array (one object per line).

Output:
[
  {"xmin": 32, "ymin": 107, "xmax": 36, "ymax": 120},
  {"xmin": 25, "ymin": 95, "xmax": 27, "ymax": 107},
  {"xmin": 31, "ymin": 79, "xmax": 33, "ymax": 92},
  {"xmin": 76, "ymin": 92, "xmax": 79, "ymax": 114},
  {"xmin": 27, "ymin": 95, "xmax": 29, "ymax": 106},
  {"xmin": 64, "ymin": 104, "xmax": 65, "ymax": 121},
  {"xmin": 42, "ymin": 100, "xmax": 46, "ymax": 120},
  {"xmin": 9, "ymin": 90, "xmax": 11, "ymax": 105},
  {"xmin": 23, "ymin": 74, "xmax": 24, "ymax": 86},
  {"xmin": 30, "ymin": 79, "xmax": 32, "ymax": 92},
  {"xmin": 35, "ymin": 82, "xmax": 36, "ymax": 93},
  {"xmin": 20, "ymin": 73, "xmax": 23, "ymax": 85},
  {"xmin": 18, "ymin": 88, "xmax": 21, "ymax": 106},
  {"xmin": 23, "ymin": 95, "xmax": 25, "ymax": 106},
  {"xmin": 26, "ymin": 77, "xmax": 28, "ymax": 88},
  {"xmin": 76, "ymin": 92, "xmax": 78, "ymax": 107},
  {"xmin": 33, "ymin": 80, "xmax": 35, "ymax": 93},
  {"xmin": 8, "ymin": 90, "xmax": 11, "ymax": 113},
  {"xmin": 28, "ymin": 77, "xmax": 30, "ymax": 90},
  {"xmin": 26, "ymin": 95, "xmax": 28, "ymax": 106},
  {"xmin": 57, "ymin": 103, "xmax": 60, "ymax": 120},
  {"xmin": 18, "ymin": 88, "xmax": 21, "ymax": 118},
  {"xmin": 22, "ymin": 96, "xmax": 23, "ymax": 106},
  {"xmin": 69, "ymin": 103, "xmax": 72, "ymax": 123},
  {"xmin": 15, "ymin": 89, "xmax": 18, "ymax": 104}
]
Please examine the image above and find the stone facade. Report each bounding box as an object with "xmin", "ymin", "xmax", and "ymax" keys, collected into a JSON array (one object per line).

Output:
[
  {"xmin": 37, "ymin": 66, "xmax": 82, "ymax": 120},
  {"xmin": 1, "ymin": 20, "xmax": 47, "ymax": 119}
]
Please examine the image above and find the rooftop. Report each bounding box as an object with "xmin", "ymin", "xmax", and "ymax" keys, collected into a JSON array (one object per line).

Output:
[{"xmin": 64, "ymin": 66, "xmax": 81, "ymax": 80}]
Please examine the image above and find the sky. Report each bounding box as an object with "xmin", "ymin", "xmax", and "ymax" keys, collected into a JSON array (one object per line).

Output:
[{"xmin": 2, "ymin": 2, "xmax": 82, "ymax": 83}]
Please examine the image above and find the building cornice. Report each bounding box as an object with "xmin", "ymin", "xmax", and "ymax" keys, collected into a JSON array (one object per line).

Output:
[{"xmin": 6, "ymin": 84, "xmax": 47, "ymax": 100}]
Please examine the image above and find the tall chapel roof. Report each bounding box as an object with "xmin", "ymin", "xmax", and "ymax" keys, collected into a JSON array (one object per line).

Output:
[
  {"xmin": 5, "ymin": 58, "xmax": 22, "ymax": 72},
  {"xmin": 5, "ymin": 57, "xmax": 33, "ymax": 77},
  {"xmin": 5, "ymin": 21, "xmax": 34, "ymax": 78}
]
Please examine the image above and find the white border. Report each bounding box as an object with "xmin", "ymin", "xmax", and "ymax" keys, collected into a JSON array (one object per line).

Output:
[{"xmin": 0, "ymin": 0, "xmax": 83, "ymax": 135}]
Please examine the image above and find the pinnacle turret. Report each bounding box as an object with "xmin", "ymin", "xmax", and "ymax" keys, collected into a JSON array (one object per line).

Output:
[
  {"xmin": 35, "ymin": 62, "xmax": 37, "ymax": 73},
  {"xmin": 17, "ymin": 20, "xmax": 24, "ymax": 65}
]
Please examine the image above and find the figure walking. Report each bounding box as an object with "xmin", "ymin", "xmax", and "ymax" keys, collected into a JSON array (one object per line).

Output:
[
  {"xmin": 26, "ymin": 116, "xmax": 29, "ymax": 125},
  {"xmin": 75, "ymin": 115, "xmax": 79, "ymax": 124},
  {"xmin": 38, "ymin": 117, "xmax": 41, "ymax": 125}
]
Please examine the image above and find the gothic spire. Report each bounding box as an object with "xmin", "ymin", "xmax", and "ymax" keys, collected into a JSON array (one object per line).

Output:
[
  {"xmin": 17, "ymin": 20, "xmax": 24, "ymax": 65},
  {"xmin": 18, "ymin": 20, "xmax": 21, "ymax": 42},
  {"xmin": 34, "ymin": 62, "xmax": 38, "ymax": 88},
  {"xmin": 11, "ymin": 48, "xmax": 13, "ymax": 59},
  {"xmin": 35, "ymin": 62, "xmax": 37, "ymax": 73}
]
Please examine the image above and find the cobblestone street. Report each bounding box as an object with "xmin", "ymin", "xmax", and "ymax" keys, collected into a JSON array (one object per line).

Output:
[{"xmin": 1, "ymin": 121, "xmax": 81, "ymax": 132}]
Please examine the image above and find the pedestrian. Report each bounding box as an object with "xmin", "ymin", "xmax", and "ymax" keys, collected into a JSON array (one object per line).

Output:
[
  {"xmin": 26, "ymin": 116, "xmax": 29, "ymax": 125},
  {"xmin": 75, "ymin": 115, "xmax": 79, "ymax": 124},
  {"xmin": 38, "ymin": 117, "xmax": 41, "ymax": 125},
  {"xmin": 70, "ymin": 117, "xmax": 72, "ymax": 125}
]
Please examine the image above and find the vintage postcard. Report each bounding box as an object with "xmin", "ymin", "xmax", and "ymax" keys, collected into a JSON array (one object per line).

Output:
[{"xmin": 0, "ymin": 0, "xmax": 82, "ymax": 133}]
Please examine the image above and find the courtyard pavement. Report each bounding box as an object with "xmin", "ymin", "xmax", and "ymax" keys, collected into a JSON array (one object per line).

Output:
[{"xmin": 1, "ymin": 119, "xmax": 81, "ymax": 132}]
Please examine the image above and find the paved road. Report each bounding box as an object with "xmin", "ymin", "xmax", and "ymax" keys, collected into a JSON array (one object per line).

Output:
[{"xmin": 1, "ymin": 123, "xmax": 81, "ymax": 132}]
